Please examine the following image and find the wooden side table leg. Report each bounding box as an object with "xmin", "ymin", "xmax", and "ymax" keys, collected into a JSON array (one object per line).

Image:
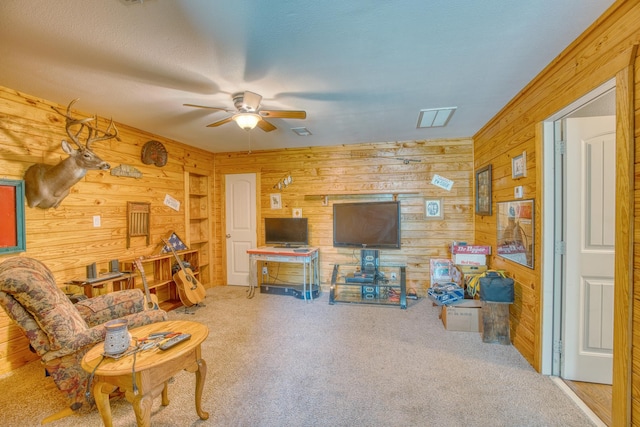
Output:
[
  {"xmin": 94, "ymin": 381, "xmax": 116, "ymax": 427},
  {"xmin": 194, "ymin": 358, "xmax": 209, "ymax": 420},
  {"xmin": 161, "ymin": 381, "xmax": 170, "ymax": 406},
  {"xmin": 132, "ymin": 393, "xmax": 153, "ymax": 427}
]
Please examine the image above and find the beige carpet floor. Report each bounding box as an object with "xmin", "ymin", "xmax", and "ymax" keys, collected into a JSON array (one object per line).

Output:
[{"xmin": 0, "ymin": 286, "xmax": 597, "ymax": 426}]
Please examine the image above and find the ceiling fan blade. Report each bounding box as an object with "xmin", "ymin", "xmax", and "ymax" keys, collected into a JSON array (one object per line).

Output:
[
  {"xmin": 256, "ymin": 119, "xmax": 277, "ymax": 132},
  {"xmin": 206, "ymin": 116, "xmax": 234, "ymax": 127},
  {"xmin": 184, "ymin": 103, "xmax": 230, "ymax": 112},
  {"xmin": 243, "ymin": 91, "xmax": 262, "ymax": 111},
  {"xmin": 260, "ymin": 110, "xmax": 307, "ymax": 119}
]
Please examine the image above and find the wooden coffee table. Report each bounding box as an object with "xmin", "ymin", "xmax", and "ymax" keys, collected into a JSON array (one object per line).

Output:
[{"xmin": 81, "ymin": 320, "xmax": 209, "ymax": 427}]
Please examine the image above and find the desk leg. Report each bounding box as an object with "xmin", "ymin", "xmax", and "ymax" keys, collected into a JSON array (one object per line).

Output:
[
  {"xmin": 248, "ymin": 255, "xmax": 257, "ymax": 298},
  {"xmin": 194, "ymin": 358, "xmax": 209, "ymax": 420},
  {"xmin": 93, "ymin": 381, "xmax": 116, "ymax": 427}
]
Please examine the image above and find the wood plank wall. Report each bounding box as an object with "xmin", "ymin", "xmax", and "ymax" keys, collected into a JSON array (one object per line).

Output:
[
  {"xmin": 473, "ymin": 1, "xmax": 640, "ymax": 425},
  {"xmin": 212, "ymin": 140, "xmax": 474, "ymax": 294},
  {"xmin": 0, "ymin": 87, "xmax": 214, "ymax": 375}
]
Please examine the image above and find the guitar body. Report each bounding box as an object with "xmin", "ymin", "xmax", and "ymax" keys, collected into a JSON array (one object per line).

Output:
[
  {"xmin": 161, "ymin": 238, "xmax": 207, "ymax": 307},
  {"xmin": 172, "ymin": 267, "xmax": 206, "ymax": 306}
]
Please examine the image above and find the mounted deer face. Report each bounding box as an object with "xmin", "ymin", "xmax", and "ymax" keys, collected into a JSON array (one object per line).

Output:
[{"xmin": 24, "ymin": 99, "xmax": 118, "ymax": 209}]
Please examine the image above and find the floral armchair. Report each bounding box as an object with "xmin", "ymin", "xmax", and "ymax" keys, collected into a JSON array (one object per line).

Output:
[{"xmin": 0, "ymin": 257, "xmax": 168, "ymax": 423}]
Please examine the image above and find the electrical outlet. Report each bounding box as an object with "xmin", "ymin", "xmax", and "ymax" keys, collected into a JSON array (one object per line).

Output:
[
  {"xmin": 262, "ymin": 266, "xmax": 268, "ymax": 275},
  {"xmin": 93, "ymin": 215, "xmax": 101, "ymax": 227},
  {"xmin": 390, "ymin": 272, "xmax": 397, "ymax": 281}
]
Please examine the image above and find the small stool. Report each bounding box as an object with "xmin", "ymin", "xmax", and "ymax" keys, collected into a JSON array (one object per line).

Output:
[{"xmin": 481, "ymin": 302, "xmax": 511, "ymax": 345}]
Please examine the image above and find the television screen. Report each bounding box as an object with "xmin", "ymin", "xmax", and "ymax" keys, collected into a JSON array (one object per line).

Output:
[
  {"xmin": 265, "ymin": 217, "xmax": 309, "ymax": 247},
  {"xmin": 333, "ymin": 201, "xmax": 401, "ymax": 249}
]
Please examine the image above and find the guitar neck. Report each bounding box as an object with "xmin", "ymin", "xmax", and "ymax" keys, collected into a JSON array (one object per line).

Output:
[{"xmin": 163, "ymin": 239, "xmax": 188, "ymax": 273}]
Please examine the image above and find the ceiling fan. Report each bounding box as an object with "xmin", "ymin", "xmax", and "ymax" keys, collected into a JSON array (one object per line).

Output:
[{"xmin": 184, "ymin": 91, "xmax": 306, "ymax": 132}]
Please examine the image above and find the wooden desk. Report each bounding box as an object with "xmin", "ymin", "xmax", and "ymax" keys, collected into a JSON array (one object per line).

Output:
[
  {"xmin": 81, "ymin": 320, "xmax": 209, "ymax": 427},
  {"xmin": 247, "ymin": 247, "xmax": 319, "ymax": 301}
]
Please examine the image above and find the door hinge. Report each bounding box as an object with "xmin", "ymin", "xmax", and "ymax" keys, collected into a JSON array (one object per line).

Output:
[
  {"xmin": 553, "ymin": 339, "xmax": 563, "ymax": 355},
  {"xmin": 555, "ymin": 140, "xmax": 566, "ymax": 155},
  {"xmin": 555, "ymin": 241, "xmax": 565, "ymax": 255}
]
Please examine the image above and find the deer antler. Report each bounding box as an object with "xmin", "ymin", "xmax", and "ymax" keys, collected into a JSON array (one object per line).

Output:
[{"xmin": 51, "ymin": 99, "xmax": 119, "ymax": 149}]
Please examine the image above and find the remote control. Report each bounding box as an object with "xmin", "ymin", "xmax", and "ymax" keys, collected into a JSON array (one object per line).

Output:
[{"xmin": 159, "ymin": 333, "xmax": 191, "ymax": 351}]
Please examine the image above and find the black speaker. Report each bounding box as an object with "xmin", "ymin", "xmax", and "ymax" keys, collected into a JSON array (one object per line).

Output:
[
  {"xmin": 109, "ymin": 259, "xmax": 119, "ymax": 273},
  {"xmin": 361, "ymin": 249, "xmax": 379, "ymax": 274},
  {"xmin": 86, "ymin": 262, "xmax": 97, "ymax": 279}
]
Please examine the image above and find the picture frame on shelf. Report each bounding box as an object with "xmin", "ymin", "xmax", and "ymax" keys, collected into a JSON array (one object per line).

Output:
[
  {"xmin": 475, "ymin": 164, "xmax": 492, "ymax": 215},
  {"xmin": 496, "ymin": 199, "xmax": 534, "ymax": 269},
  {"xmin": 512, "ymin": 151, "xmax": 527, "ymax": 179},
  {"xmin": 424, "ymin": 197, "xmax": 444, "ymax": 220},
  {"xmin": 0, "ymin": 179, "xmax": 26, "ymax": 254}
]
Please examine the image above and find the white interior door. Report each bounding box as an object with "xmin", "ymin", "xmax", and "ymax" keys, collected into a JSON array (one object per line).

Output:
[
  {"xmin": 225, "ymin": 173, "xmax": 257, "ymax": 285},
  {"xmin": 562, "ymin": 116, "xmax": 615, "ymax": 384}
]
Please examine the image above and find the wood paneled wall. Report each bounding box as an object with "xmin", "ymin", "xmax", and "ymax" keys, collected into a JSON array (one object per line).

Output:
[
  {"xmin": 212, "ymin": 140, "xmax": 474, "ymax": 293},
  {"xmin": 0, "ymin": 87, "xmax": 214, "ymax": 375},
  {"xmin": 473, "ymin": 1, "xmax": 640, "ymax": 425}
]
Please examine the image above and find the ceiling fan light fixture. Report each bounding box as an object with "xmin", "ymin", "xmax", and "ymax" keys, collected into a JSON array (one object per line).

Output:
[
  {"xmin": 417, "ymin": 107, "xmax": 457, "ymax": 128},
  {"xmin": 233, "ymin": 113, "xmax": 261, "ymax": 130}
]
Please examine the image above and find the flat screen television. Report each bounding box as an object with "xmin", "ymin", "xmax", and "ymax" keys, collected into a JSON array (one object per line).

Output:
[
  {"xmin": 333, "ymin": 201, "xmax": 401, "ymax": 249},
  {"xmin": 265, "ymin": 217, "xmax": 309, "ymax": 247}
]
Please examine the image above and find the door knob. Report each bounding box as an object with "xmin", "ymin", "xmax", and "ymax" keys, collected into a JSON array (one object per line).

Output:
[{"xmin": 226, "ymin": 234, "xmax": 231, "ymax": 238}]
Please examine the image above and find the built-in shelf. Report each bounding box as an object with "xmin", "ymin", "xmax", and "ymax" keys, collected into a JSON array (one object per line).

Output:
[{"xmin": 184, "ymin": 168, "xmax": 213, "ymax": 287}]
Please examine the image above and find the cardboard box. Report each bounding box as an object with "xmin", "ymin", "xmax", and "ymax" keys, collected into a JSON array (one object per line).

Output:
[
  {"xmin": 451, "ymin": 244, "xmax": 491, "ymax": 255},
  {"xmin": 452, "ymin": 253, "xmax": 487, "ymax": 266},
  {"xmin": 441, "ymin": 300, "xmax": 482, "ymax": 332},
  {"xmin": 427, "ymin": 283, "xmax": 465, "ymax": 306}
]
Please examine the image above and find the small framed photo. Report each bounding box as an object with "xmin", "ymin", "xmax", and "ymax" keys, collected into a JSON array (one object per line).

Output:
[
  {"xmin": 270, "ymin": 193, "xmax": 282, "ymax": 209},
  {"xmin": 512, "ymin": 151, "xmax": 527, "ymax": 179},
  {"xmin": 425, "ymin": 198, "xmax": 444, "ymax": 220},
  {"xmin": 475, "ymin": 164, "xmax": 492, "ymax": 215}
]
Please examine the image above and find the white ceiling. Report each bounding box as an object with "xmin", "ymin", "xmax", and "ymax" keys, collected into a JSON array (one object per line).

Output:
[{"xmin": 0, "ymin": 0, "xmax": 615, "ymax": 153}]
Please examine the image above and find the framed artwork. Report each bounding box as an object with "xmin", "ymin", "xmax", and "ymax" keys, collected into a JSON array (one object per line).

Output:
[
  {"xmin": 496, "ymin": 199, "xmax": 534, "ymax": 268},
  {"xmin": 424, "ymin": 198, "xmax": 444, "ymax": 220},
  {"xmin": 512, "ymin": 151, "xmax": 527, "ymax": 179},
  {"xmin": 0, "ymin": 179, "xmax": 26, "ymax": 254},
  {"xmin": 475, "ymin": 164, "xmax": 492, "ymax": 215},
  {"xmin": 270, "ymin": 193, "xmax": 282, "ymax": 209}
]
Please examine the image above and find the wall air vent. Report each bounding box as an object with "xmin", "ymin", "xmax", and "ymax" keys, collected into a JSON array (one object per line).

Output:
[{"xmin": 416, "ymin": 107, "xmax": 457, "ymax": 128}]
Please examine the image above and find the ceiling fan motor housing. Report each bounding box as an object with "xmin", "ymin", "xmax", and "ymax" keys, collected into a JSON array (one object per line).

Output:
[{"xmin": 232, "ymin": 92, "xmax": 257, "ymax": 112}]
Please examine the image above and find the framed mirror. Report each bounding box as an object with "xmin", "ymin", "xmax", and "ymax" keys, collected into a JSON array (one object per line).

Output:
[{"xmin": 496, "ymin": 199, "xmax": 534, "ymax": 268}]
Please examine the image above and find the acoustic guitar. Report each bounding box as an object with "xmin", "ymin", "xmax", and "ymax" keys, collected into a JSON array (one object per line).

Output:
[
  {"xmin": 133, "ymin": 258, "xmax": 159, "ymax": 310},
  {"xmin": 162, "ymin": 238, "xmax": 206, "ymax": 306}
]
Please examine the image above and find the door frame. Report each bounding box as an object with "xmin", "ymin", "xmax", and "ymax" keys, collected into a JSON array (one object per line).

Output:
[
  {"xmin": 220, "ymin": 171, "xmax": 261, "ymax": 285},
  {"xmin": 541, "ymin": 66, "xmax": 633, "ymax": 424}
]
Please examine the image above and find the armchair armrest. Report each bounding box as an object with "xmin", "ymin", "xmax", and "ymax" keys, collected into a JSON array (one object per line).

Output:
[{"xmin": 75, "ymin": 289, "xmax": 146, "ymax": 327}]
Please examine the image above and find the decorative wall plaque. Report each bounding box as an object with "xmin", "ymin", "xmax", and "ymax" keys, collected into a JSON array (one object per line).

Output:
[{"xmin": 141, "ymin": 140, "xmax": 168, "ymax": 167}]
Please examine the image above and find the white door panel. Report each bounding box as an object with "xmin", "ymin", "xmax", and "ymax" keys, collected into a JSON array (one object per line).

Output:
[
  {"xmin": 225, "ymin": 173, "xmax": 256, "ymax": 285},
  {"xmin": 563, "ymin": 116, "xmax": 615, "ymax": 384}
]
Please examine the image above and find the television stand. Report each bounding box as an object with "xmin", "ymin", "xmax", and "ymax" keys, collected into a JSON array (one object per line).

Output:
[{"xmin": 330, "ymin": 264, "xmax": 406, "ymax": 309}]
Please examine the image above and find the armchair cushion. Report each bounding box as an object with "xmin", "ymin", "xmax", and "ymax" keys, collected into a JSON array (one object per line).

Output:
[
  {"xmin": 0, "ymin": 260, "xmax": 87, "ymax": 351},
  {"xmin": 75, "ymin": 289, "xmax": 148, "ymax": 327}
]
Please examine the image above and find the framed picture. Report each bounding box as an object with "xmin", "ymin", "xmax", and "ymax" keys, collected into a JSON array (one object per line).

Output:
[
  {"xmin": 512, "ymin": 151, "xmax": 527, "ymax": 179},
  {"xmin": 0, "ymin": 179, "xmax": 26, "ymax": 254},
  {"xmin": 269, "ymin": 193, "xmax": 282, "ymax": 209},
  {"xmin": 475, "ymin": 164, "xmax": 492, "ymax": 215},
  {"xmin": 424, "ymin": 198, "xmax": 444, "ymax": 220},
  {"xmin": 496, "ymin": 199, "xmax": 534, "ymax": 268}
]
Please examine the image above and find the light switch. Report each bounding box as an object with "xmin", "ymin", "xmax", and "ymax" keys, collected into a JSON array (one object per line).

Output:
[{"xmin": 93, "ymin": 215, "xmax": 101, "ymax": 227}]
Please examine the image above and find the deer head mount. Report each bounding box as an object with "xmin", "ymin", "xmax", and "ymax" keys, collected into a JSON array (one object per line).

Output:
[{"xmin": 24, "ymin": 99, "xmax": 119, "ymax": 209}]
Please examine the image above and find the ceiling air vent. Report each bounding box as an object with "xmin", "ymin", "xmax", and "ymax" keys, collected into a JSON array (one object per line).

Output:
[{"xmin": 416, "ymin": 107, "xmax": 457, "ymax": 128}]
